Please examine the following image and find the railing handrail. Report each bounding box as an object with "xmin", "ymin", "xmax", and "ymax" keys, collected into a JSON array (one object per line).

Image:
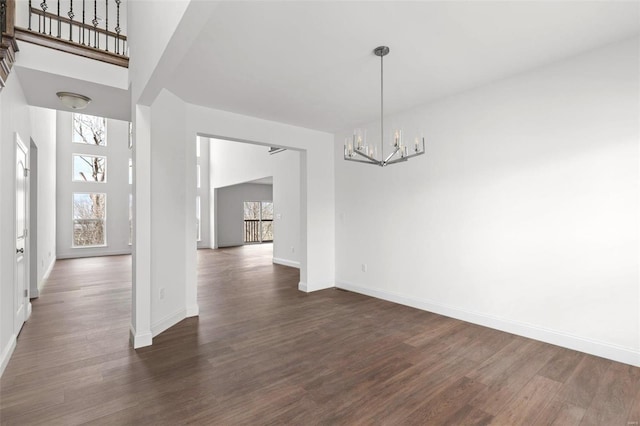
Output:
[
  {"xmin": 24, "ymin": 0, "xmax": 127, "ymax": 58},
  {"xmin": 29, "ymin": 6, "xmax": 126, "ymax": 41}
]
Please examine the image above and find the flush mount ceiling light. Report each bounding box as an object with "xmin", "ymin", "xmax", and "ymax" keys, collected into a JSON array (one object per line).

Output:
[
  {"xmin": 344, "ymin": 46, "xmax": 425, "ymax": 167},
  {"xmin": 56, "ymin": 92, "xmax": 92, "ymax": 110}
]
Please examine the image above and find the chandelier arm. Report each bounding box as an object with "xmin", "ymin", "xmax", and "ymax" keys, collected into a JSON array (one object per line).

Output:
[
  {"xmin": 353, "ymin": 149, "xmax": 380, "ymax": 163},
  {"xmin": 383, "ymin": 147, "xmax": 400, "ymax": 164},
  {"xmin": 344, "ymin": 156, "xmax": 381, "ymax": 166},
  {"xmin": 384, "ymin": 156, "xmax": 410, "ymax": 166}
]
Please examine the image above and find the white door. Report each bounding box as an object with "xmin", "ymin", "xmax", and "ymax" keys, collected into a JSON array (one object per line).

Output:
[{"xmin": 15, "ymin": 134, "xmax": 29, "ymax": 334}]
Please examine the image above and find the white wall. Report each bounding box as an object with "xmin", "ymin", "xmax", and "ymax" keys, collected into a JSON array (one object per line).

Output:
[
  {"xmin": 216, "ymin": 183, "xmax": 273, "ymax": 248},
  {"xmin": 128, "ymin": 0, "xmax": 190, "ymax": 104},
  {"xmin": 56, "ymin": 111, "xmax": 132, "ymax": 259},
  {"xmin": 29, "ymin": 107, "xmax": 56, "ymax": 295},
  {"xmin": 272, "ymin": 150, "xmax": 301, "ymax": 267},
  {"xmin": 210, "ymin": 138, "xmax": 273, "ymax": 188},
  {"xmin": 148, "ymin": 89, "xmax": 191, "ymax": 337},
  {"xmin": 197, "ymin": 137, "xmax": 210, "ymax": 248},
  {"xmin": 0, "ymin": 72, "xmax": 32, "ymax": 376},
  {"xmin": 335, "ymin": 38, "xmax": 640, "ymax": 366}
]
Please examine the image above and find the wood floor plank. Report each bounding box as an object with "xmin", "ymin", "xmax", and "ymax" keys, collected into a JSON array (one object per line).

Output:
[
  {"xmin": 489, "ymin": 375, "xmax": 562, "ymax": 425},
  {"xmin": 532, "ymin": 400, "xmax": 585, "ymax": 426},
  {"xmin": 1, "ymin": 244, "xmax": 638, "ymax": 425}
]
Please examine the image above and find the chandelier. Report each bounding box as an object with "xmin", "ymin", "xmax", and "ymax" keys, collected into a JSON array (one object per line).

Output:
[{"xmin": 344, "ymin": 46, "xmax": 425, "ymax": 167}]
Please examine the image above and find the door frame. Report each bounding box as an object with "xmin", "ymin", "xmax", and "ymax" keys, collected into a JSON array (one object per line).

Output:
[{"xmin": 15, "ymin": 132, "xmax": 31, "ymax": 335}]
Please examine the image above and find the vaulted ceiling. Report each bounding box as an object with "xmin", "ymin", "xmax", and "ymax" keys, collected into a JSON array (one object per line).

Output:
[{"xmin": 168, "ymin": 1, "xmax": 640, "ymax": 132}]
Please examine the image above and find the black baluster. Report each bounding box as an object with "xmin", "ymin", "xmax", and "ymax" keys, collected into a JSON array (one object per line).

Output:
[
  {"xmin": 104, "ymin": 0, "xmax": 108, "ymax": 51},
  {"xmin": 92, "ymin": 0, "xmax": 97, "ymax": 48},
  {"xmin": 82, "ymin": 0, "xmax": 85, "ymax": 44},
  {"xmin": 115, "ymin": 0, "xmax": 120, "ymax": 54},
  {"xmin": 48, "ymin": 14, "xmax": 51, "ymax": 35},
  {"xmin": 40, "ymin": 0, "xmax": 48, "ymax": 34},
  {"xmin": 68, "ymin": 0, "xmax": 74, "ymax": 41},
  {"xmin": 56, "ymin": 0, "xmax": 60, "ymax": 37},
  {"xmin": 28, "ymin": 0, "xmax": 32, "ymax": 30}
]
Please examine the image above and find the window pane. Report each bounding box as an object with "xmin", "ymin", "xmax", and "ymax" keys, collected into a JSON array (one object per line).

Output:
[
  {"xmin": 244, "ymin": 201, "xmax": 260, "ymax": 220},
  {"xmin": 261, "ymin": 202, "xmax": 274, "ymax": 220},
  {"xmin": 73, "ymin": 193, "xmax": 106, "ymax": 246},
  {"xmin": 73, "ymin": 155, "xmax": 106, "ymax": 182},
  {"xmin": 73, "ymin": 114, "xmax": 107, "ymax": 146},
  {"xmin": 261, "ymin": 221, "xmax": 273, "ymax": 242}
]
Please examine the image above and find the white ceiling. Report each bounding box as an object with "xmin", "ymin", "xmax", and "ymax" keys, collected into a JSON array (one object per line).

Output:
[
  {"xmin": 168, "ymin": 1, "xmax": 640, "ymax": 132},
  {"xmin": 16, "ymin": 67, "xmax": 131, "ymax": 121}
]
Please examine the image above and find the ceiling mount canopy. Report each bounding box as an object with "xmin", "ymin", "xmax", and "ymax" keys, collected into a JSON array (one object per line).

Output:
[
  {"xmin": 344, "ymin": 46, "xmax": 425, "ymax": 167},
  {"xmin": 56, "ymin": 92, "xmax": 92, "ymax": 110}
]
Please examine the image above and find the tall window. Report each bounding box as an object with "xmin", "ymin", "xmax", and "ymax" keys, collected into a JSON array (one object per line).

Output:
[
  {"xmin": 73, "ymin": 114, "xmax": 107, "ymax": 146},
  {"xmin": 244, "ymin": 201, "xmax": 274, "ymax": 243},
  {"xmin": 73, "ymin": 193, "xmax": 106, "ymax": 247},
  {"xmin": 72, "ymin": 113, "xmax": 108, "ymax": 248}
]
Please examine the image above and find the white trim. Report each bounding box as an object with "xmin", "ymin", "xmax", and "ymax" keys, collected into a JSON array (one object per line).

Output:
[
  {"xmin": 298, "ymin": 280, "xmax": 334, "ymax": 293},
  {"xmin": 151, "ymin": 308, "xmax": 186, "ymax": 337},
  {"xmin": 57, "ymin": 249, "xmax": 131, "ymax": 259},
  {"xmin": 129, "ymin": 324, "xmax": 152, "ymax": 349},
  {"xmin": 336, "ymin": 281, "xmax": 640, "ymax": 368},
  {"xmin": 26, "ymin": 302, "xmax": 32, "ymax": 320},
  {"xmin": 38, "ymin": 257, "xmax": 56, "ymax": 293},
  {"xmin": 0, "ymin": 334, "xmax": 17, "ymax": 378},
  {"xmin": 272, "ymin": 257, "xmax": 300, "ymax": 269},
  {"xmin": 186, "ymin": 304, "xmax": 199, "ymax": 317}
]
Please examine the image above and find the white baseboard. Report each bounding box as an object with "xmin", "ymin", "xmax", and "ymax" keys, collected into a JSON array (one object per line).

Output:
[
  {"xmin": 26, "ymin": 302, "xmax": 32, "ymax": 320},
  {"xmin": 42, "ymin": 257, "xmax": 55, "ymax": 281},
  {"xmin": 336, "ymin": 281, "xmax": 640, "ymax": 367},
  {"xmin": 151, "ymin": 308, "xmax": 186, "ymax": 338},
  {"xmin": 298, "ymin": 280, "xmax": 334, "ymax": 293},
  {"xmin": 0, "ymin": 334, "xmax": 17, "ymax": 378},
  {"xmin": 273, "ymin": 257, "xmax": 300, "ymax": 269},
  {"xmin": 56, "ymin": 249, "xmax": 131, "ymax": 260},
  {"xmin": 35, "ymin": 257, "xmax": 56, "ymax": 297},
  {"xmin": 186, "ymin": 304, "xmax": 199, "ymax": 317},
  {"xmin": 129, "ymin": 324, "xmax": 152, "ymax": 349}
]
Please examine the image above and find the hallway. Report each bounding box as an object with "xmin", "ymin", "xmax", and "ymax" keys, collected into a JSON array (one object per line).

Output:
[{"xmin": 1, "ymin": 245, "xmax": 639, "ymax": 424}]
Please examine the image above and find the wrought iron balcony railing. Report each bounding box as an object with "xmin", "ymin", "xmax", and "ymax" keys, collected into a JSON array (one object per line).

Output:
[{"xmin": 13, "ymin": 0, "xmax": 128, "ymax": 67}]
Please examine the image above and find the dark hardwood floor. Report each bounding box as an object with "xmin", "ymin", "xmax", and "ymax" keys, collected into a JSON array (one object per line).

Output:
[{"xmin": 1, "ymin": 244, "xmax": 639, "ymax": 425}]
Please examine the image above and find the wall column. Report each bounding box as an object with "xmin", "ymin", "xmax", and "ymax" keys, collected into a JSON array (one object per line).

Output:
[{"xmin": 130, "ymin": 104, "xmax": 152, "ymax": 348}]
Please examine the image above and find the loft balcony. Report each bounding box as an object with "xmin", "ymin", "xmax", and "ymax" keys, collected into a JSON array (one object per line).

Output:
[{"xmin": 14, "ymin": 0, "xmax": 128, "ymax": 67}]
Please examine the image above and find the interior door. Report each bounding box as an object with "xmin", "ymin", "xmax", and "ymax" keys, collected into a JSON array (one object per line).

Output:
[{"xmin": 15, "ymin": 134, "xmax": 29, "ymax": 335}]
